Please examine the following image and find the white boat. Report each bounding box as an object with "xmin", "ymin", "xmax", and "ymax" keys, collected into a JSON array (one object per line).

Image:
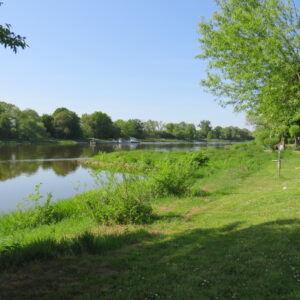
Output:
[
  {"xmin": 129, "ymin": 137, "xmax": 139, "ymax": 143},
  {"xmin": 90, "ymin": 139, "xmax": 97, "ymax": 146},
  {"xmin": 117, "ymin": 137, "xmax": 139, "ymax": 144}
]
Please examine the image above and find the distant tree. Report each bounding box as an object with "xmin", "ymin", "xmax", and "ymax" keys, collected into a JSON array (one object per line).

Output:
[
  {"xmin": 114, "ymin": 119, "xmax": 127, "ymax": 138},
  {"xmin": 41, "ymin": 114, "xmax": 55, "ymax": 137},
  {"xmin": 143, "ymin": 120, "xmax": 161, "ymax": 138},
  {"xmin": 221, "ymin": 127, "xmax": 232, "ymax": 140},
  {"xmin": 0, "ymin": 2, "xmax": 28, "ymax": 52},
  {"xmin": 213, "ymin": 126, "xmax": 223, "ymax": 139},
  {"xmin": 52, "ymin": 108, "xmax": 81, "ymax": 139},
  {"xmin": 81, "ymin": 111, "xmax": 114, "ymax": 139},
  {"xmin": 198, "ymin": 120, "xmax": 212, "ymax": 138},
  {"xmin": 125, "ymin": 119, "xmax": 145, "ymax": 139},
  {"xmin": 289, "ymin": 125, "xmax": 300, "ymax": 146},
  {"xmin": 0, "ymin": 101, "xmax": 19, "ymax": 138},
  {"xmin": 184, "ymin": 123, "xmax": 197, "ymax": 140},
  {"xmin": 18, "ymin": 109, "xmax": 46, "ymax": 140},
  {"xmin": 207, "ymin": 131, "xmax": 213, "ymax": 140},
  {"xmin": 115, "ymin": 119, "xmax": 144, "ymax": 139}
]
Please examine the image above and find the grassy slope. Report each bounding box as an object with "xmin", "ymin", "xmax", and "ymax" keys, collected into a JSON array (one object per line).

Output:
[{"xmin": 1, "ymin": 150, "xmax": 300, "ymax": 299}]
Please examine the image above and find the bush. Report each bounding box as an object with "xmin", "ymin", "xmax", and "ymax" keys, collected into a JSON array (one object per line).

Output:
[
  {"xmin": 85, "ymin": 178, "xmax": 153, "ymax": 225},
  {"xmin": 183, "ymin": 151, "xmax": 209, "ymax": 167},
  {"xmin": 149, "ymin": 160, "xmax": 195, "ymax": 196}
]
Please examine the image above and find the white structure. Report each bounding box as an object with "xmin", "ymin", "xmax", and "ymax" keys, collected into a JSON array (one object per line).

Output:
[{"xmin": 129, "ymin": 137, "xmax": 139, "ymax": 143}]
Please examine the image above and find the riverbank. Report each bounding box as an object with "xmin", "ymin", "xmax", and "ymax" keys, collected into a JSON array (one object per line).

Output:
[
  {"xmin": 0, "ymin": 137, "xmax": 249, "ymax": 145},
  {"xmin": 0, "ymin": 137, "xmax": 119, "ymax": 145},
  {"xmin": 1, "ymin": 146, "xmax": 300, "ymax": 298}
]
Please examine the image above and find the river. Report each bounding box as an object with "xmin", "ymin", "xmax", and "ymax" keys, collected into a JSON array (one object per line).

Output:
[{"xmin": 0, "ymin": 141, "xmax": 236, "ymax": 213}]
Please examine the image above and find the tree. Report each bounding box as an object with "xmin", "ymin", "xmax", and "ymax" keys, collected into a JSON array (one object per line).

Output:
[
  {"xmin": 198, "ymin": 120, "xmax": 212, "ymax": 138},
  {"xmin": 115, "ymin": 119, "xmax": 145, "ymax": 139},
  {"xmin": 0, "ymin": 2, "xmax": 28, "ymax": 52},
  {"xmin": 0, "ymin": 101, "xmax": 19, "ymax": 138},
  {"xmin": 41, "ymin": 114, "xmax": 55, "ymax": 137},
  {"xmin": 143, "ymin": 120, "xmax": 161, "ymax": 138},
  {"xmin": 17, "ymin": 109, "xmax": 46, "ymax": 140},
  {"xmin": 184, "ymin": 124, "xmax": 197, "ymax": 140},
  {"xmin": 289, "ymin": 124, "xmax": 300, "ymax": 146},
  {"xmin": 213, "ymin": 126, "xmax": 223, "ymax": 139},
  {"xmin": 52, "ymin": 108, "xmax": 81, "ymax": 139},
  {"xmin": 81, "ymin": 111, "xmax": 114, "ymax": 139},
  {"xmin": 198, "ymin": 0, "xmax": 300, "ymax": 125}
]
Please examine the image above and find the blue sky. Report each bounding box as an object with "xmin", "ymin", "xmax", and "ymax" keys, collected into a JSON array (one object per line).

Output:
[{"xmin": 0, "ymin": 0, "xmax": 249, "ymax": 128}]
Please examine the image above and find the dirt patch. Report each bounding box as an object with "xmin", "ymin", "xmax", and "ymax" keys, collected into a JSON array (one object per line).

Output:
[
  {"xmin": 184, "ymin": 206, "xmax": 207, "ymax": 217},
  {"xmin": 156, "ymin": 202, "xmax": 179, "ymax": 213}
]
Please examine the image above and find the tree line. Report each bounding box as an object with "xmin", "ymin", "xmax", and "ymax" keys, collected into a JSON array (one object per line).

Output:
[{"xmin": 0, "ymin": 101, "xmax": 252, "ymax": 141}]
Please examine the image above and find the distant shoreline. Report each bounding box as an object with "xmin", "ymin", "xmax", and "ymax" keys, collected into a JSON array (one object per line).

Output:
[{"xmin": 0, "ymin": 138, "xmax": 252, "ymax": 145}]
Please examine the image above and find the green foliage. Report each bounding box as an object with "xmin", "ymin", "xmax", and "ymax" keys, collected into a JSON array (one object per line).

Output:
[
  {"xmin": 85, "ymin": 177, "xmax": 153, "ymax": 225},
  {"xmin": 289, "ymin": 124, "xmax": 300, "ymax": 139},
  {"xmin": 149, "ymin": 159, "xmax": 196, "ymax": 196},
  {"xmin": 198, "ymin": 120, "xmax": 212, "ymax": 138},
  {"xmin": 81, "ymin": 111, "xmax": 114, "ymax": 139},
  {"xmin": 0, "ymin": 2, "xmax": 27, "ymax": 53},
  {"xmin": 17, "ymin": 109, "xmax": 47, "ymax": 140},
  {"xmin": 164, "ymin": 122, "xmax": 197, "ymax": 140},
  {"xmin": 0, "ymin": 100, "xmax": 253, "ymax": 142},
  {"xmin": 0, "ymin": 101, "xmax": 19, "ymax": 138},
  {"xmin": 198, "ymin": 0, "xmax": 300, "ymax": 125},
  {"xmin": 92, "ymin": 150, "xmax": 209, "ymax": 196},
  {"xmin": 0, "ymin": 184, "xmax": 59, "ymax": 233},
  {"xmin": 114, "ymin": 119, "xmax": 145, "ymax": 139},
  {"xmin": 52, "ymin": 108, "xmax": 81, "ymax": 139},
  {"xmin": 263, "ymin": 137, "xmax": 280, "ymax": 150},
  {"xmin": 41, "ymin": 114, "xmax": 55, "ymax": 137}
]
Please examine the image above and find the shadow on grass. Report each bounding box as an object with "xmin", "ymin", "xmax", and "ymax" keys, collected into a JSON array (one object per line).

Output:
[
  {"xmin": 2, "ymin": 219, "xmax": 300, "ymax": 299},
  {"xmin": 152, "ymin": 213, "xmax": 184, "ymax": 222},
  {"xmin": 0, "ymin": 229, "xmax": 163, "ymax": 270},
  {"xmin": 98, "ymin": 218, "xmax": 300, "ymax": 299}
]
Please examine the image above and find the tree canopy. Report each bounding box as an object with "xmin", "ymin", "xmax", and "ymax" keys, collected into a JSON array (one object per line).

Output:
[
  {"xmin": 0, "ymin": 101, "xmax": 253, "ymax": 141},
  {"xmin": 198, "ymin": 0, "xmax": 300, "ymax": 126},
  {"xmin": 81, "ymin": 111, "xmax": 114, "ymax": 139},
  {"xmin": 0, "ymin": 2, "xmax": 27, "ymax": 52}
]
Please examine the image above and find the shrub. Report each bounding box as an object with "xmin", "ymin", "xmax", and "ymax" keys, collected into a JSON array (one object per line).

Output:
[
  {"xmin": 149, "ymin": 160, "xmax": 195, "ymax": 196},
  {"xmin": 85, "ymin": 177, "xmax": 153, "ymax": 225},
  {"xmin": 183, "ymin": 151, "xmax": 209, "ymax": 167}
]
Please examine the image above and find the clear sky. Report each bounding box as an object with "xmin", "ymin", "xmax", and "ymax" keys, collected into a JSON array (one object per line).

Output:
[{"xmin": 0, "ymin": 0, "xmax": 249, "ymax": 128}]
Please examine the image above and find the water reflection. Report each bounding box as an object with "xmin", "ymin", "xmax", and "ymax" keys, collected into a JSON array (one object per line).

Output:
[
  {"xmin": 0, "ymin": 142, "xmax": 237, "ymax": 212},
  {"xmin": 0, "ymin": 142, "xmax": 235, "ymax": 182}
]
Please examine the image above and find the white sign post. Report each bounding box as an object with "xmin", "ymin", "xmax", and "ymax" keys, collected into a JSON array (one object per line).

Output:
[{"xmin": 273, "ymin": 144, "xmax": 284, "ymax": 176}]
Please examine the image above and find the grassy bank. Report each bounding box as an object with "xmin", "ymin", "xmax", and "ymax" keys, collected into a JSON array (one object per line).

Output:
[{"xmin": 2, "ymin": 146, "xmax": 300, "ymax": 299}]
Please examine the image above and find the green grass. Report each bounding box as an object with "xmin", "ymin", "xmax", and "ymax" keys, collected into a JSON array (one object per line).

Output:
[{"xmin": 2, "ymin": 146, "xmax": 300, "ymax": 299}]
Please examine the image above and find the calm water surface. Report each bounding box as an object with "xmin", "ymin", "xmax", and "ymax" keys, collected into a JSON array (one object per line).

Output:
[{"xmin": 0, "ymin": 142, "xmax": 235, "ymax": 213}]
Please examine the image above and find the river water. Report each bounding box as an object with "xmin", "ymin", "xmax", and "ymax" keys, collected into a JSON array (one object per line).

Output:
[{"xmin": 0, "ymin": 141, "xmax": 235, "ymax": 213}]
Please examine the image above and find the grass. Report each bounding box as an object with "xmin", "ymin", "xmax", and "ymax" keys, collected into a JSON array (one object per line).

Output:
[{"xmin": 1, "ymin": 146, "xmax": 300, "ymax": 299}]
